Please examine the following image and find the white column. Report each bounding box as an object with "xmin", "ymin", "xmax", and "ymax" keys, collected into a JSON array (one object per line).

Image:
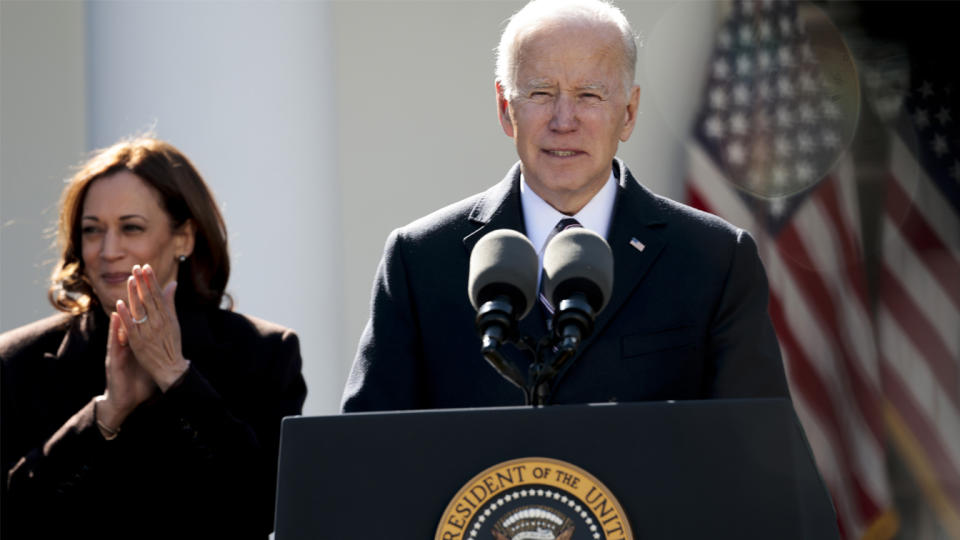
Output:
[
  {"xmin": 0, "ymin": 0, "xmax": 87, "ymax": 331},
  {"xmin": 87, "ymin": 0, "xmax": 342, "ymax": 415}
]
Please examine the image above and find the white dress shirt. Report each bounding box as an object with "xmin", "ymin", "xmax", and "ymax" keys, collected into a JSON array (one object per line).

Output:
[{"xmin": 520, "ymin": 171, "xmax": 618, "ymax": 283}]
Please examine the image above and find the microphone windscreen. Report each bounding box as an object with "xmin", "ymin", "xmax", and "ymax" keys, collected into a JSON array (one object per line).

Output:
[
  {"xmin": 468, "ymin": 229, "xmax": 539, "ymax": 318},
  {"xmin": 542, "ymin": 228, "xmax": 614, "ymax": 313}
]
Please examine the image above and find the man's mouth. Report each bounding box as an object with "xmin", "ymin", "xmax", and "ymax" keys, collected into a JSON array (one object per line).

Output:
[{"xmin": 543, "ymin": 149, "xmax": 582, "ymax": 157}]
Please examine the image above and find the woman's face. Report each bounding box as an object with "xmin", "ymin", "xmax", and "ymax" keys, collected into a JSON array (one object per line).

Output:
[{"xmin": 80, "ymin": 170, "xmax": 194, "ymax": 312}]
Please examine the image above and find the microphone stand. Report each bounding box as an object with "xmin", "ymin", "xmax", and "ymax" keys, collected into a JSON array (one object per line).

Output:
[
  {"xmin": 481, "ymin": 328, "xmax": 582, "ymax": 407},
  {"xmin": 526, "ymin": 294, "xmax": 595, "ymax": 406},
  {"xmin": 477, "ymin": 298, "xmax": 532, "ymax": 404},
  {"xmin": 531, "ymin": 340, "xmax": 576, "ymax": 407},
  {"xmin": 480, "ymin": 333, "xmax": 557, "ymax": 407},
  {"xmin": 477, "ymin": 294, "xmax": 594, "ymax": 407},
  {"xmin": 480, "ymin": 346, "xmax": 531, "ymax": 405}
]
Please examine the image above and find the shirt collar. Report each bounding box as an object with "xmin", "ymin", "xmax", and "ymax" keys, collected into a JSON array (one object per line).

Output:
[{"xmin": 519, "ymin": 171, "xmax": 618, "ymax": 259}]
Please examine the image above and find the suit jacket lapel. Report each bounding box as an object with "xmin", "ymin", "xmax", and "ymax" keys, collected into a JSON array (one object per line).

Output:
[
  {"xmin": 461, "ymin": 162, "xmax": 548, "ymax": 359},
  {"xmin": 462, "ymin": 162, "xmax": 525, "ymax": 250},
  {"xmin": 589, "ymin": 159, "xmax": 668, "ymax": 343},
  {"xmin": 549, "ymin": 160, "xmax": 669, "ymax": 391}
]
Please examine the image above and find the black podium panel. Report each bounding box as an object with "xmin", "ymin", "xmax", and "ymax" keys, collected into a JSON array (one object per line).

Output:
[{"xmin": 274, "ymin": 399, "xmax": 837, "ymax": 539}]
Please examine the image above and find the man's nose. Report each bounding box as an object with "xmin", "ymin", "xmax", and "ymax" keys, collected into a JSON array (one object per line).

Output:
[{"xmin": 548, "ymin": 94, "xmax": 578, "ymax": 132}]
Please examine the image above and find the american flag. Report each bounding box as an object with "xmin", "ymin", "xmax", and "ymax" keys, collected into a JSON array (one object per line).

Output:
[
  {"xmin": 685, "ymin": 0, "xmax": 896, "ymax": 537},
  {"xmin": 877, "ymin": 68, "xmax": 960, "ymax": 537}
]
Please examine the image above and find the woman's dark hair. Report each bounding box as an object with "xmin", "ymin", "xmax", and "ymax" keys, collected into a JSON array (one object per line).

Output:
[{"xmin": 49, "ymin": 136, "xmax": 231, "ymax": 313}]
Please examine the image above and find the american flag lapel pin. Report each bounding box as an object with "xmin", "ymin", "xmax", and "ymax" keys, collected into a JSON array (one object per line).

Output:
[{"xmin": 630, "ymin": 237, "xmax": 645, "ymax": 252}]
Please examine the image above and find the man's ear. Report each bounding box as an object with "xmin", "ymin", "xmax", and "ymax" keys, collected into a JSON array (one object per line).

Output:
[
  {"xmin": 496, "ymin": 80, "xmax": 515, "ymax": 138},
  {"xmin": 174, "ymin": 219, "xmax": 196, "ymax": 260},
  {"xmin": 619, "ymin": 84, "xmax": 641, "ymax": 142}
]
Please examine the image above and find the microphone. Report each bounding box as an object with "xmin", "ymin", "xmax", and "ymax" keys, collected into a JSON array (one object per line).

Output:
[
  {"xmin": 541, "ymin": 228, "xmax": 614, "ymax": 350},
  {"xmin": 468, "ymin": 229, "xmax": 539, "ymax": 393}
]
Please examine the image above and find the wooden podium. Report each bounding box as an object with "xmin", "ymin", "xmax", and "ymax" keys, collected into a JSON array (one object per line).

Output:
[{"xmin": 274, "ymin": 399, "xmax": 838, "ymax": 539}]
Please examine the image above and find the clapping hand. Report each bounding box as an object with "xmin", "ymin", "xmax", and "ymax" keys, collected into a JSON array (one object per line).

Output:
[
  {"xmin": 115, "ymin": 264, "xmax": 191, "ymax": 392},
  {"xmin": 97, "ymin": 310, "xmax": 156, "ymax": 435},
  {"xmin": 97, "ymin": 264, "xmax": 190, "ymax": 437}
]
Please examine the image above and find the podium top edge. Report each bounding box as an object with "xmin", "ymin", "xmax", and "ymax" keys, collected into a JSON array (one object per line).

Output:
[{"xmin": 282, "ymin": 397, "xmax": 793, "ymax": 423}]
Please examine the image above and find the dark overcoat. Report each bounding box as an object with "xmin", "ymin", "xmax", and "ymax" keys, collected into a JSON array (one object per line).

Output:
[
  {"xmin": 342, "ymin": 159, "xmax": 789, "ymax": 411},
  {"xmin": 1, "ymin": 305, "xmax": 306, "ymax": 539}
]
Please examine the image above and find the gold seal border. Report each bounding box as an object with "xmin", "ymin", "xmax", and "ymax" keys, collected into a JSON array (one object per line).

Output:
[{"xmin": 435, "ymin": 456, "xmax": 633, "ymax": 540}]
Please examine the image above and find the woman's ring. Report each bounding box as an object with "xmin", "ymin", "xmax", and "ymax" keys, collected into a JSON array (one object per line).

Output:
[{"xmin": 133, "ymin": 314, "xmax": 148, "ymax": 324}]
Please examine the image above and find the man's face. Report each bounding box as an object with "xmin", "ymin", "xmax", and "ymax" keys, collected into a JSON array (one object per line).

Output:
[{"xmin": 497, "ymin": 21, "xmax": 640, "ymax": 214}]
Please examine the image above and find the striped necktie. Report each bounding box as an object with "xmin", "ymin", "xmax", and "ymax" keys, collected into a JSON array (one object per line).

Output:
[{"xmin": 539, "ymin": 218, "xmax": 582, "ymax": 326}]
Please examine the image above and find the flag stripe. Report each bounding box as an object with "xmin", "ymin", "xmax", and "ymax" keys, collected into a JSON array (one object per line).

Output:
[
  {"xmin": 885, "ymin": 173, "xmax": 960, "ymax": 312},
  {"xmin": 881, "ymin": 212, "xmax": 960, "ymax": 359},
  {"xmin": 806, "ymin": 186, "xmax": 884, "ymax": 396},
  {"xmin": 768, "ymin": 291, "xmax": 881, "ymax": 523},
  {"xmin": 687, "ymin": 143, "xmax": 758, "ymax": 231},
  {"xmin": 808, "ymin": 192, "xmax": 883, "ymax": 398},
  {"xmin": 791, "ymin": 388, "xmax": 857, "ymax": 538},
  {"xmin": 878, "ymin": 309, "xmax": 960, "ymax": 475},
  {"xmin": 879, "ymin": 263, "xmax": 960, "ymax": 409},
  {"xmin": 762, "ymin": 234, "xmax": 889, "ymax": 505},
  {"xmin": 817, "ymin": 177, "xmax": 871, "ymax": 308},
  {"xmin": 785, "ymin": 196, "xmax": 886, "ymax": 445},
  {"xmin": 775, "ymin": 222, "xmax": 886, "ymax": 442}
]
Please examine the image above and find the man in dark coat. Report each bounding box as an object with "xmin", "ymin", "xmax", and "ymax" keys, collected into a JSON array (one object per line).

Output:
[{"xmin": 342, "ymin": 0, "xmax": 789, "ymax": 412}]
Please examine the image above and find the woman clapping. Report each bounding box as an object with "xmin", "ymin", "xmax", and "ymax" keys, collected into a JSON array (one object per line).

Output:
[{"xmin": 1, "ymin": 137, "xmax": 307, "ymax": 539}]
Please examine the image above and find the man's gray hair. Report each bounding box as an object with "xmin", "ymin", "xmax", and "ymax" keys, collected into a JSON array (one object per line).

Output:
[{"xmin": 495, "ymin": 0, "xmax": 638, "ymax": 100}]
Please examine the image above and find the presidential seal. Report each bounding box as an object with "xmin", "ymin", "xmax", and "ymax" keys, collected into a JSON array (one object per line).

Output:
[{"xmin": 435, "ymin": 457, "xmax": 632, "ymax": 540}]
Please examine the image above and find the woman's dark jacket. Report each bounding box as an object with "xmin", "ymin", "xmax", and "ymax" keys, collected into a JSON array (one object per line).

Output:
[{"xmin": 0, "ymin": 306, "xmax": 307, "ymax": 539}]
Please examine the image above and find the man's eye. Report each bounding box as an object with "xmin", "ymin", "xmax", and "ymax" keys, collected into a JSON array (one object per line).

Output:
[{"xmin": 581, "ymin": 93, "xmax": 602, "ymax": 100}]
